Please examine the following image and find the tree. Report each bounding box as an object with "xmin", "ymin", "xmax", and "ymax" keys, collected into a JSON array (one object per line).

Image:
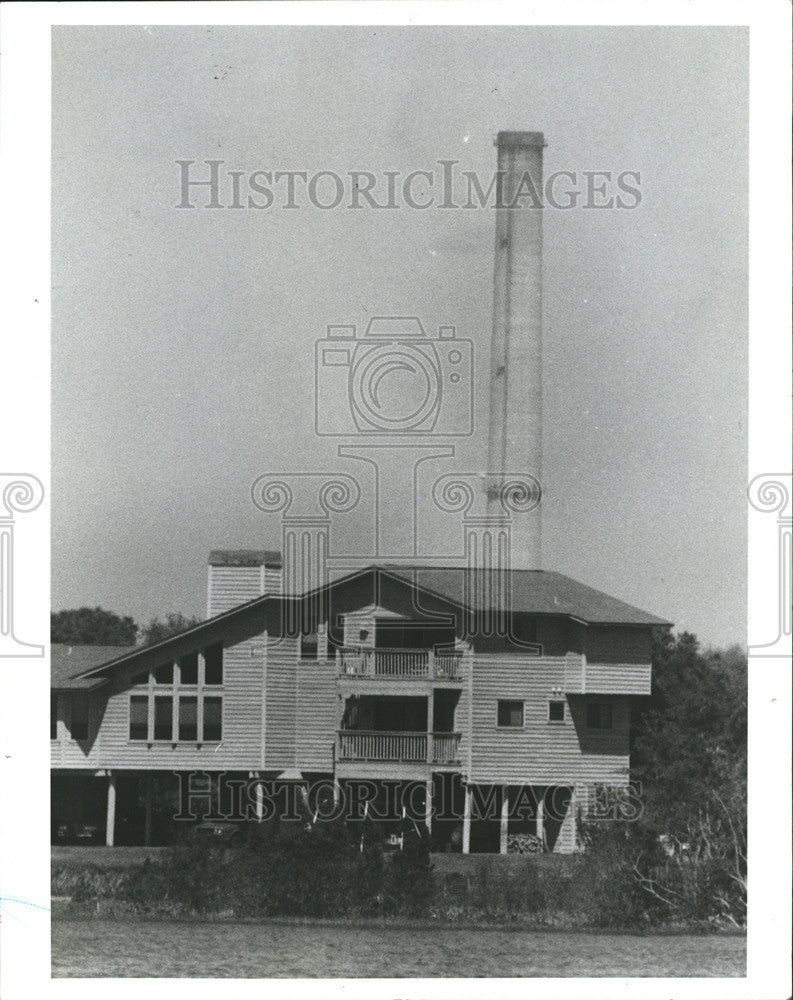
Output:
[
  {"xmin": 139, "ymin": 613, "xmax": 203, "ymax": 646},
  {"xmin": 581, "ymin": 631, "xmax": 747, "ymax": 927},
  {"xmin": 51, "ymin": 607, "xmax": 138, "ymax": 646}
]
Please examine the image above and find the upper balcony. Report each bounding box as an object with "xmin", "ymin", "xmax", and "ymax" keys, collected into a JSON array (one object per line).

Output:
[{"xmin": 336, "ymin": 647, "xmax": 465, "ymax": 682}]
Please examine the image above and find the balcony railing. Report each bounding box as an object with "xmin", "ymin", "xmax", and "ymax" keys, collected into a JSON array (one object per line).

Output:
[
  {"xmin": 337, "ymin": 730, "xmax": 461, "ymax": 765},
  {"xmin": 338, "ymin": 647, "xmax": 464, "ymax": 681}
]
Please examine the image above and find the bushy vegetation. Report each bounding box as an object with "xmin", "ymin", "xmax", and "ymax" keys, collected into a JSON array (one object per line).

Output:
[
  {"xmin": 54, "ymin": 817, "xmax": 433, "ymax": 920},
  {"xmin": 573, "ymin": 631, "xmax": 747, "ymax": 929}
]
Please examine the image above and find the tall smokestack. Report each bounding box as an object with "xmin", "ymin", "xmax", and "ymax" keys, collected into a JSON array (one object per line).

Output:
[{"xmin": 486, "ymin": 130, "xmax": 545, "ymax": 569}]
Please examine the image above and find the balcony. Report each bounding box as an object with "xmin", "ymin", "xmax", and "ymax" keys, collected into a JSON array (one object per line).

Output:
[
  {"xmin": 337, "ymin": 647, "xmax": 464, "ymax": 681},
  {"xmin": 337, "ymin": 730, "xmax": 461, "ymax": 765}
]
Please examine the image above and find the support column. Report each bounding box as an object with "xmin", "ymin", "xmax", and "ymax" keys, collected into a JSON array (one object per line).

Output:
[
  {"xmin": 499, "ymin": 785, "xmax": 509, "ymax": 854},
  {"xmin": 105, "ymin": 773, "xmax": 116, "ymax": 847},
  {"xmin": 462, "ymin": 783, "xmax": 472, "ymax": 854},
  {"xmin": 143, "ymin": 773, "xmax": 153, "ymax": 846},
  {"xmin": 254, "ymin": 778, "xmax": 265, "ymax": 823},
  {"xmin": 425, "ymin": 777, "xmax": 433, "ymax": 834},
  {"xmin": 536, "ymin": 788, "xmax": 545, "ymax": 850},
  {"xmin": 426, "ymin": 690, "xmax": 434, "ymax": 763}
]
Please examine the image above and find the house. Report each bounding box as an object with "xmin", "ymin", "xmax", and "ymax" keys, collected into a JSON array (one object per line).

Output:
[{"xmin": 51, "ymin": 554, "xmax": 670, "ymax": 853}]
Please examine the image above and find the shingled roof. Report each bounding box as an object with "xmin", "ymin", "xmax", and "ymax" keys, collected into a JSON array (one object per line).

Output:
[
  {"xmin": 51, "ymin": 644, "xmax": 136, "ymax": 689},
  {"xmin": 380, "ymin": 567, "xmax": 672, "ymax": 626}
]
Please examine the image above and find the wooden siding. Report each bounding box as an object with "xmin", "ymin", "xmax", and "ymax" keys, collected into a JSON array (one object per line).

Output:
[
  {"xmin": 296, "ymin": 659, "xmax": 337, "ymax": 771},
  {"xmin": 582, "ymin": 661, "xmax": 651, "ymax": 695},
  {"xmin": 264, "ymin": 636, "xmax": 299, "ymax": 768},
  {"xmin": 468, "ymin": 654, "xmax": 632, "ymax": 785},
  {"xmin": 51, "ymin": 635, "xmax": 267, "ymax": 771},
  {"xmin": 208, "ymin": 565, "xmax": 281, "ymax": 617},
  {"xmin": 342, "ymin": 605, "xmax": 405, "ymax": 648}
]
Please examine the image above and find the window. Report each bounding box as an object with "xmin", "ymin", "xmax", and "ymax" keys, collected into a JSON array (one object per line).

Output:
[
  {"xmin": 203, "ymin": 697, "xmax": 222, "ymax": 741},
  {"xmin": 129, "ymin": 695, "xmax": 148, "ymax": 740},
  {"xmin": 301, "ymin": 632, "xmax": 318, "ymax": 660},
  {"xmin": 497, "ymin": 699, "xmax": 524, "ymax": 727},
  {"xmin": 69, "ymin": 694, "xmax": 89, "ymax": 741},
  {"xmin": 154, "ymin": 662, "xmax": 173, "ymax": 685},
  {"xmin": 204, "ymin": 644, "xmax": 223, "ymax": 685},
  {"xmin": 586, "ymin": 702, "xmax": 613, "ymax": 730},
  {"xmin": 154, "ymin": 695, "xmax": 173, "ymax": 741},
  {"xmin": 548, "ymin": 699, "xmax": 565, "ymax": 723},
  {"xmin": 178, "ymin": 695, "xmax": 198, "ymax": 741},
  {"xmin": 129, "ymin": 645, "xmax": 223, "ymax": 741},
  {"xmin": 180, "ymin": 653, "xmax": 198, "ymax": 685},
  {"xmin": 50, "ymin": 694, "xmax": 58, "ymax": 740}
]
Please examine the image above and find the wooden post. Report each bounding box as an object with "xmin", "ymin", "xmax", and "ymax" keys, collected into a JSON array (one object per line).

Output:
[
  {"xmin": 143, "ymin": 773, "xmax": 153, "ymax": 846},
  {"xmin": 425, "ymin": 777, "xmax": 433, "ymax": 834},
  {"xmin": 536, "ymin": 788, "xmax": 545, "ymax": 850},
  {"xmin": 105, "ymin": 773, "xmax": 116, "ymax": 847},
  {"xmin": 499, "ymin": 785, "xmax": 509, "ymax": 854},
  {"xmin": 426, "ymin": 690, "xmax": 434, "ymax": 763},
  {"xmin": 462, "ymin": 783, "xmax": 472, "ymax": 854},
  {"xmin": 254, "ymin": 779, "xmax": 265, "ymax": 823}
]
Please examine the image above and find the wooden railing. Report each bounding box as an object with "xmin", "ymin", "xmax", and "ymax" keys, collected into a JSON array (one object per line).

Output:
[
  {"xmin": 338, "ymin": 648, "xmax": 464, "ymax": 680},
  {"xmin": 337, "ymin": 730, "xmax": 461, "ymax": 764}
]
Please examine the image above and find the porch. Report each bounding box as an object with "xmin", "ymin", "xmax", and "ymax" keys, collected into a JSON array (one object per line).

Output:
[
  {"xmin": 337, "ymin": 730, "xmax": 461, "ymax": 765},
  {"xmin": 337, "ymin": 647, "xmax": 464, "ymax": 681}
]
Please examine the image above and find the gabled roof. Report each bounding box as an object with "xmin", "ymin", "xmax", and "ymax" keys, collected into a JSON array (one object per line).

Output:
[
  {"xmin": 51, "ymin": 644, "xmax": 135, "ymax": 689},
  {"xmin": 381, "ymin": 567, "xmax": 672, "ymax": 627},
  {"xmin": 55, "ymin": 564, "xmax": 671, "ymax": 689}
]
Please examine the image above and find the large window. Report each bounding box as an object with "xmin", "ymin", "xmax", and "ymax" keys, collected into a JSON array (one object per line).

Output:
[
  {"xmin": 586, "ymin": 702, "xmax": 613, "ymax": 730},
  {"xmin": 497, "ymin": 699, "xmax": 524, "ymax": 728},
  {"xmin": 129, "ymin": 695, "xmax": 148, "ymax": 740},
  {"xmin": 128, "ymin": 645, "xmax": 224, "ymax": 742}
]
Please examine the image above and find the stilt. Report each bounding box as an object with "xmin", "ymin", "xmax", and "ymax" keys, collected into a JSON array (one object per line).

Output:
[
  {"xmin": 105, "ymin": 773, "xmax": 116, "ymax": 847},
  {"xmin": 499, "ymin": 785, "xmax": 509, "ymax": 854},
  {"xmin": 144, "ymin": 773, "xmax": 153, "ymax": 845},
  {"xmin": 425, "ymin": 777, "xmax": 433, "ymax": 834},
  {"xmin": 462, "ymin": 783, "xmax": 472, "ymax": 854},
  {"xmin": 254, "ymin": 779, "xmax": 265, "ymax": 823},
  {"xmin": 536, "ymin": 788, "xmax": 545, "ymax": 850}
]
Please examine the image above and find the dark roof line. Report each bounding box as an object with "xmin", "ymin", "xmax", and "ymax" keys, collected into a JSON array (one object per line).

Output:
[{"xmin": 67, "ymin": 564, "xmax": 671, "ymax": 681}]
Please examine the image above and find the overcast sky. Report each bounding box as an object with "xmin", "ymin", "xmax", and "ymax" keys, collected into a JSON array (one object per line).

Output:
[{"xmin": 51, "ymin": 25, "xmax": 748, "ymax": 647}]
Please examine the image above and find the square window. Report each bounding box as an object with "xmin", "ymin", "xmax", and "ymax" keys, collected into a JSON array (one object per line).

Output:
[
  {"xmin": 179, "ymin": 696, "xmax": 198, "ymax": 741},
  {"xmin": 548, "ymin": 699, "xmax": 565, "ymax": 722},
  {"xmin": 203, "ymin": 696, "xmax": 222, "ymax": 741},
  {"xmin": 154, "ymin": 695, "xmax": 173, "ymax": 740},
  {"xmin": 586, "ymin": 702, "xmax": 613, "ymax": 730},
  {"xmin": 129, "ymin": 695, "xmax": 148, "ymax": 741},
  {"xmin": 204, "ymin": 644, "xmax": 223, "ymax": 685},
  {"xmin": 69, "ymin": 694, "xmax": 89, "ymax": 741},
  {"xmin": 497, "ymin": 699, "xmax": 524, "ymax": 727}
]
